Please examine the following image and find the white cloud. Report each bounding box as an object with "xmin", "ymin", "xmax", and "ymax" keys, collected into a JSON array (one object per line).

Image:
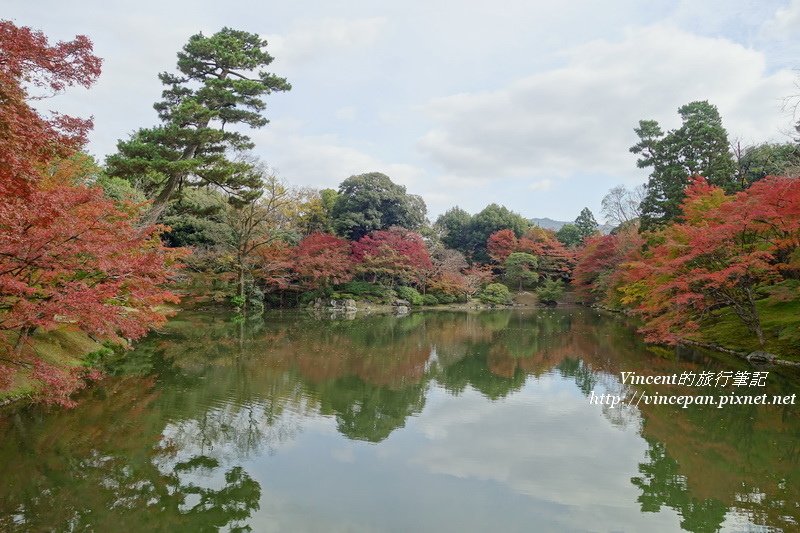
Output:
[
  {"xmin": 410, "ymin": 381, "xmax": 680, "ymax": 532},
  {"xmin": 8, "ymin": 0, "xmax": 798, "ymax": 221},
  {"xmin": 529, "ymin": 179, "xmax": 553, "ymax": 191},
  {"xmin": 418, "ymin": 25, "xmax": 798, "ymax": 184},
  {"xmin": 267, "ymin": 17, "xmax": 387, "ymax": 67},
  {"xmin": 250, "ymin": 121, "xmax": 424, "ymax": 191},
  {"xmin": 763, "ymin": 0, "xmax": 800, "ymax": 36}
]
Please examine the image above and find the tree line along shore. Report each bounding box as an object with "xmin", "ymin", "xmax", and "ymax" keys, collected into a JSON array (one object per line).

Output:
[{"xmin": 1, "ymin": 22, "xmax": 799, "ymax": 406}]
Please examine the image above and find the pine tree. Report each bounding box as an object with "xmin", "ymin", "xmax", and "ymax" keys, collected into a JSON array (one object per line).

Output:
[
  {"xmin": 632, "ymin": 101, "xmax": 735, "ymax": 230},
  {"xmin": 574, "ymin": 207, "xmax": 599, "ymax": 240},
  {"xmin": 106, "ymin": 28, "xmax": 291, "ymax": 225}
]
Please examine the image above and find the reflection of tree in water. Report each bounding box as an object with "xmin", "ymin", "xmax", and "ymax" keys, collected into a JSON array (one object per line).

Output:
[
  {"xmin": 556, "ymin": 358, "xmax": 639, "ymax": 429},
  {"xmin": 315, "ymin": 375, "xmax": 427, "ymax": 442},
  {"xmin": 635, "ymin": 388, "xmax": 800, "ymax": 531},
  {"xmin": 555, "ymin": 358, "xmax": 597, "ymax": 396},
  {"xmin": 435, "ymin": 347, "xmax": 527, "ymax": 401},
  {"xmin": 0, "ymin": 366, "xmax": 282, "ymax": 531},
  {"xmin": 165, "ymin": 457, "xmax": 261, "ymax": 532},
  {"xmin": 494, "ymin": 311, "xmax": 571, "ymax": 358},
  {"xmin": 5, "ymin": 307, "xmax": 800, "ymax": 531},
  {"xmin": 0, "ymin": 450, "xmax": 260, "ymax": 532},
  {"xmin": 160, "ymin": 398, "xmax": 302, "ymax": 460},
  {"xmin": 474, "ymin": 310, "xmax": 513, "ymax": 332},
  {"xmin": 631, "ymin": 438, "xmax": 727, "ymax": 533},
  {"xmin": 325, "ymin": 312, "xmax": 427, "ymax": 350}
]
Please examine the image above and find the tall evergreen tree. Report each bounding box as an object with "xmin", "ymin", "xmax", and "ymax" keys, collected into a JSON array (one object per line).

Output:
[
  {"xmin": 106, "ymin": 28, "xmax": 291, "ymax": 225},
  {"xmin": 574, "ymin": 207, "xmax": 599, "ymax": 240},
  {"xmin": 631, "ymin": 101, "xmax": 735, "ymax": 230}
]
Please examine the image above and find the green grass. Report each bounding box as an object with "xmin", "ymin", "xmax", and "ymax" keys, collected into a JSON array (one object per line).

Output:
[{"xmin": 699, "ymin": 298, "xmax": 800, "ymax": 361}]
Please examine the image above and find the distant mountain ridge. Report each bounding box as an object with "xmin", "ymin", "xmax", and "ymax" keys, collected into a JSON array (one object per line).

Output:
[
  {"xmin": 529, "ymin": 217, "xmax": 568, "ymax": 231},
  {"xmin": 529, "ymin": 217, "xmax": 614, "ymax": 235}
]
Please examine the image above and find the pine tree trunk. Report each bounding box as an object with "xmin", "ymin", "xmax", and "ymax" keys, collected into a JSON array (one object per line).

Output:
[
  {"xmin": 140, "ymin": 137, "xmax": 202, "ymax": 227},
  {"xmin": 238, "ymin": 262, "xmax": 246, "ymax": 310},
  {"xmin": 141, "ymin": 174, "xmax": 182, "ymax": 226}
]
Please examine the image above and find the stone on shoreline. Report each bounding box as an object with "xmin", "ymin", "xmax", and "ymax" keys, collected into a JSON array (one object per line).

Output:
[{"xmin": 746, "ymin": 351, "xmax": 777, "ymax": 364}]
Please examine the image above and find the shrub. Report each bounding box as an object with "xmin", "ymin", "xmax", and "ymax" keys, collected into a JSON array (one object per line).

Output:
[
  {"xmin": 434, "ymin": 293, "xmax": 456, "ymax": 304},
  {"xmin": 422, "ymin": 294, "xmax": 440, "ymax": 305},
  {"xmin": 334, "ymin": 281, "xmax": 393, "ymax": 302},
  {"xmin": 479, "ymin": 283, "xmax": 512, "ymax": 305},
  {"xmin": 536, "ymin": 278, "xmax": 564, "ymax": 305},
  {"xmin": 299, "ymin": 289, "xmax": 329, "ymax": 305},
  {"xmin": 396, "ymin": 286, "xmax": 424, "ymax": 305}
]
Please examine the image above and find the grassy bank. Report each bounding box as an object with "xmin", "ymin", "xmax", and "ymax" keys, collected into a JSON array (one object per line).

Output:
[
  {"xmin": 0, "ymin": 328, "xmax": 103, "ymax": 405},
  {"xmin": 697, "ymin": 299, "xmax": 800, "ymax": 362}
]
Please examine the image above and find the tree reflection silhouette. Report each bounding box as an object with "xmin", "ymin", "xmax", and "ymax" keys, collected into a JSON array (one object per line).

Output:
[
  {"xmin": 0, "ymin": 450, "xmax": 261, "ymax": 532},
  {"xmin": 631, "ymin": 438, "xmax": 727, "ymax": 533},
  {"xmin": 1, "ymin": 308, "xmax": 798, "ymax": 531},
  {"xmin": 316, "ymin": 375, "xmax": 427, "ymax": 442},
  {"xmin": 435, "ymin": 348, "xmax": 527, "ymax": 400}
]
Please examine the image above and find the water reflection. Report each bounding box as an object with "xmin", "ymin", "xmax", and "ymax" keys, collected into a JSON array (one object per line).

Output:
[{"xmin": 0, "ymin": 308, "xmax": 798, "ymax": 532}]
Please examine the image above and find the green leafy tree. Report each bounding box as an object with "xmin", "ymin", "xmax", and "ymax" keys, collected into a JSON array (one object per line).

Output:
[
  {"xmin": 435, "ymin": 206, "xmax": 473, "ymax": 251},
  {"xmin": 292, "ymin": 187, "xmax": 338, "ymax": 235},
  {"xmin": 319, "ymin": 188, "xmax": 338, "ymax": 227},
  {"xmin": 331, "ymin": 172, "xmax": 426, "ymax": 239},
  {"xmin": 734, "ymin": 142, "xmax": 799, "ymax": 188},
  {"xmin": 435, "ymin": 204, "xmax": 529, "ymax": 261},
  {"xmin": 106, "ymin": 28, "xmax": 291, "ymax": 225},
  {"xmin": 95, "ymin": 176, "xmax": 146, "ymax": 203},
  {"xmin": 555, "ymin": 223, "xmax": 582, "ymax": 247},
  {"xmin": 503, "ymin": 252, "xmax": 539, "ymax": 290},
  {"xmin": 631, "ymin": 101, "xmax": 735, "ymax": 229},
  {"xmin": 574, "ymin": 207, "xmax": 599, "ymax": 241},
  {"xmin": 467, "ymin": 204, "xmax": 529, "ymax": 261}
]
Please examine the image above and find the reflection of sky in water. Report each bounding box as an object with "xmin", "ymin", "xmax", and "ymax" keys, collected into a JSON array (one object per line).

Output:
[
  {"xmin": 156, "ymin": 363, "xmax": 788, "ymax": 532},
  {"xmin": 159, "ymin": 372, "xmax": 686, "ymax": 532},
  {"xmin": 3, "ymin": 309, "xmax": 797, "ymax": 532}
]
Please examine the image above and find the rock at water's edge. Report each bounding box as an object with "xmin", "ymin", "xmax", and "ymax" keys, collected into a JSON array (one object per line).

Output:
[{"xmin": 746, "ymin": 351, "xmax": 776, "ymax": 363}]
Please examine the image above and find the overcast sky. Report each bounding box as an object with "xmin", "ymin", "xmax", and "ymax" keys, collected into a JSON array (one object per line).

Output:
[{"xmin": 6, "ymin": 0, "xmax": 800, "ymax": 222}]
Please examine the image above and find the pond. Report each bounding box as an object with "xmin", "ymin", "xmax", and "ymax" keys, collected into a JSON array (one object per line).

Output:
[{"xmin": 1, "ymin": 308, "xmax": 798, "ymax": 532}]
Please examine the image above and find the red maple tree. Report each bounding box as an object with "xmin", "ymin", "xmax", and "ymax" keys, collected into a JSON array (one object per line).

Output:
[
  {"xmin": 518, "ymin": 227, "xmax": 575, "ymax": 279},
  {"xmin": 0, "ymin": 184, "xmax": 184, "ymax": 403},
  {"xmin": 351, "ymin": 227, "xmax": 433, "ymax": 286},
  {"xmin": 487, "ymin": 229, "xmax": 518, "ymax": 263},
  {"xmin": 573, "ymin": 226, "xmax": 643, "ymax": 305},
  {"xmin": 293, "ymin": 233, "xmax": 354, "ymax": 289},
  {"xmin": 621, "ymin": 176, "xmax": 800, "ymax": 346},
  {"xmin": 0, "ymin": 22, "xmax": 181, "ymax": 405},
  {"xmin": 254, "ymin": 240, "xmax": 295, "ymax": 293},
  {"xmin": 0, "ymin": 20, "xmax": 101, "ymax": 197},
  {"xmin": 486, "ymin": 227, "xmax": 576, "ymax": 280}
]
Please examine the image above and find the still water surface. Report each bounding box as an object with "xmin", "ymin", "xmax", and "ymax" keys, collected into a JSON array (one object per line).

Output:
[{"xmin": 1, "ymin": 308, "xmax": 798, "ymax": 532}]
